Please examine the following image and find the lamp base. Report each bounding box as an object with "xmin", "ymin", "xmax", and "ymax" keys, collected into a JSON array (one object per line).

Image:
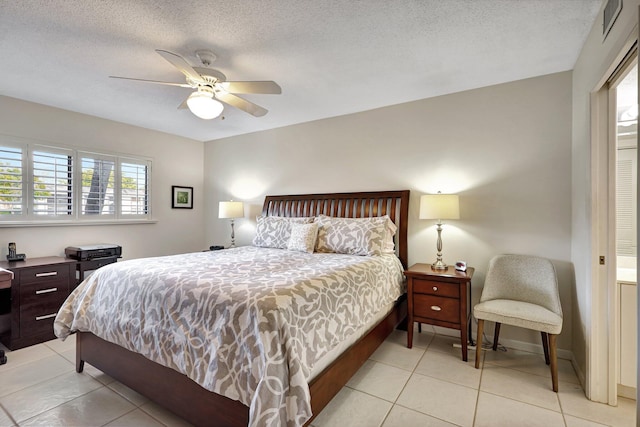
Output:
[
  {"xmin": 229, "ymin": 219, "xmax": 236, "ymax": 248},
  {"xmin": 431, "ymin": 260, "xmax": 448, "ymax": 270}
]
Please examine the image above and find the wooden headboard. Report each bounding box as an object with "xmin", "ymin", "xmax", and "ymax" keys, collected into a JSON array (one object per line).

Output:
[{"xmin": 262, "ymin": 190, "xmax": 410, "ymax": 268}]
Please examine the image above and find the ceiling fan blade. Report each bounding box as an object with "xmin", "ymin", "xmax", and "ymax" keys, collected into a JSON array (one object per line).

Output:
[
  {"xmin": 109, "ymin": 76, "xmax": 192, "ymax": 88},
  {"xmin": 155, "ymin": 49, "xmax": 203, "ymax": 83},
  {"xmin": 218, "ymin": 81, "xmax": 282, "ymax": 94},
  {"xmin": 216, "ymin": 92, "xmax": 268, "ymax": 117}
]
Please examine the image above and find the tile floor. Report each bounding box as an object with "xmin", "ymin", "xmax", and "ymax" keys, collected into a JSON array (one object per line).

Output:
[{"xmin": 0, "ymin": 326, "xmax": 636, "ymax": 426}]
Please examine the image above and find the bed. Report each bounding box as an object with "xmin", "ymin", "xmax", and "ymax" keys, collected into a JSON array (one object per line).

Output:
[{"xmin": 55, "ymin": 190, "xmax": 410, "ymax": 426}]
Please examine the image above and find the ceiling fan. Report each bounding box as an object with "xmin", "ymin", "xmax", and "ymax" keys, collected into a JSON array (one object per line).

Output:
[{"xmin": 110, "ymin": 49, "xmax": 281, "ymax": 120}]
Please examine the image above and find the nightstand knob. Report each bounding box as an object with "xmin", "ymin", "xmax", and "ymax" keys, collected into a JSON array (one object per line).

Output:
[
  {"xmin": 430, "ymin": 305, "xmax": 442, "ymax": 311},
  {"xmin": 432, "ymin": 286, "xmax": 438, "ymax": 291}
]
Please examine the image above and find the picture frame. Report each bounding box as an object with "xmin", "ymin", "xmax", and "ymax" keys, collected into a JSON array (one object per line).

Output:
[{"xmin": 171, "ymin": 186, "xmax": 193, "ymax": 209}]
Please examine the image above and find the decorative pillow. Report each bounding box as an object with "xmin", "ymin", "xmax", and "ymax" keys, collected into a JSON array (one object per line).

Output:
[
  {"xmin": 314, "ymin": 215, "xmax": 387, "ymax": 256},
  {"xmin": 253, "ymin": 216, "xmax": 314, "ymax": 249},
  {"xmin": 380, "ymin": 215, "xmax": 398, "ymax": 254},
  {"xmin": 315, "ymin": 214, "xmax": 398, "ymax": 254},
  {"xmin": 287, "ymin": 222, "xmax": 319, "ymax": 253}
]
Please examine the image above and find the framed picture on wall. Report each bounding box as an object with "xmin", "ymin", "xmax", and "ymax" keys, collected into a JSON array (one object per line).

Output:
[{"xmin": 172, "ymin": 186, "xmax": 193, "ymax": 209}]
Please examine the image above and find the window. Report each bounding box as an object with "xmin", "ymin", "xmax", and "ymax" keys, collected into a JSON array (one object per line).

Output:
[{"xmin": 0, "ymin": 138, "xmax": 151, "ymax": 223}]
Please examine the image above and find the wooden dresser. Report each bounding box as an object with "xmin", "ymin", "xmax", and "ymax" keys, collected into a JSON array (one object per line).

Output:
[{"xmin": 0, "ymin": 257, "xmax": 76, "ymax": 350}]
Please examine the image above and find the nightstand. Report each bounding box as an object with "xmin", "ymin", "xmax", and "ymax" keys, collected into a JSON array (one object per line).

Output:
[{"xmin": 405, "ymin": 263, "xmax": 475, "ymax": 361}]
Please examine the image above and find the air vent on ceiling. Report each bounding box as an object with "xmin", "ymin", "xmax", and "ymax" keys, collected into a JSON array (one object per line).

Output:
[{"xmin": 603, "ymin": 0, "xmax": 622, "ymax": 40}]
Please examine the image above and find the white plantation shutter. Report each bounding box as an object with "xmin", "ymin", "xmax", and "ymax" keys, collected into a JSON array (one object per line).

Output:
[
  {"xmin": 120, "ymin": 160, "xmax": 149, "ymax": 217},
  {"xmin": 0, "ymin": 138, "xmax": 152, "ymax": 223},
  {"xmin": 32, "ymin": 147, "xmax": 73, "ymax": 217}
]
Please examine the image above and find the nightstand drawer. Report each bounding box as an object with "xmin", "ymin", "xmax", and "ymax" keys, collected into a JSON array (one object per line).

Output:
[
  {"xmin": 19, "ymin": 264, "xmax": 71, "ymax": 285},
  {"xmin": 413, "ymin": 278, "xmax": 460, "ymax": 298},
  {"xmin": 413, "ymin": 294, "xmax": 459, "ymax": 323}
]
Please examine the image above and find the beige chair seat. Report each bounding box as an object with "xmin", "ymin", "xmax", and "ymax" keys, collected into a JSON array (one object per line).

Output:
[{"xmin": 474, "ymin": 299, "xmax": 562, "ymax": 335}]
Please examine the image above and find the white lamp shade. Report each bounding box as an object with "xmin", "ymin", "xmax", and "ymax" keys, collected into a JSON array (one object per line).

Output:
[
  {"xmin": 219, "ymin": 201, "xmax": 244, "ymax": 219},
  {"xmin": 187, "ymin": 91, "xmax": 224, "ymax": 120},
  {"xmin": 419, "ymin": 194, "xmax": 460, "ymax": 220}
]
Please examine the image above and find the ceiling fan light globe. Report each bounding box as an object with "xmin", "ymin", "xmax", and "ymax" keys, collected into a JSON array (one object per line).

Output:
[{"xmin": 186, "ymin": 92, "xmax": 224, "ymax": 120}]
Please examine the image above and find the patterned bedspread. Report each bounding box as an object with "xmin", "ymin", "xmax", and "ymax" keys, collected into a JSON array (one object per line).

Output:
[{"xmin": 54, "ymin": 246, "xmax": 405, "ymax": 426}]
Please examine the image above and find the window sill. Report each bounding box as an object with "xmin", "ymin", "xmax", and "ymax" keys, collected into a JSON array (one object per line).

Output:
[{"xmin": 0, "ymin": 219, "xmax": 158, "ymax": 228}]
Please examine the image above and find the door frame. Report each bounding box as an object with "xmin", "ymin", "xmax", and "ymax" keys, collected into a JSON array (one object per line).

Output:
[{"xmin": 590, "ymin": 33, "xmax": 638, "ymax": 405}]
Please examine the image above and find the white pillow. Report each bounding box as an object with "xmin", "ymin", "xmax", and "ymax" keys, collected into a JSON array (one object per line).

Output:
[
  {"xmin": 314, "ymin": 215, "xmax": 387, "ymax": 256},
  {"xmin": 253, "ymin": 216, "xmax": 314, "ymax": 249},
  {"xmin": 287, "ymin": 222, "xmax": 319, "ymax": 253}
]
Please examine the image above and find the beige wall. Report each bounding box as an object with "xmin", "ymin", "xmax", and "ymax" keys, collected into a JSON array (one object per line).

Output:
[
  {"xmin": 0, "ymin": 96, "xmax": 206, "ymax": 260},
  {"xmin": 205, "ymin": 71, "xmax": 574, "ymax": 353},
  {"xmin": 571, "ymin": 1, "xmax": 640, "ymax": 399}
]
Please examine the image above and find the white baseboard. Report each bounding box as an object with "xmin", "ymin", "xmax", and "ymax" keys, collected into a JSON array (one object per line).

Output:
[
  {"xmin": 452, "ymin": 342, "xmax": 477, "ymax": 350},
  {"xmin": 432, "ymin": 325, "xmax": 573, "ymax": 360},
  {"xmin": 571, "ymin": 352, "xmax": 586, "ymax": 390},
  {"xmin": 617, "ymin": 384, "xmax": 637, "ymax": 400}
]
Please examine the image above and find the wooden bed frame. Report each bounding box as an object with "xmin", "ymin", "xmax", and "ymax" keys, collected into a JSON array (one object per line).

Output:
[{"xmin": 75, "ymin": 190, "xmax": 410, "ymax": 426}]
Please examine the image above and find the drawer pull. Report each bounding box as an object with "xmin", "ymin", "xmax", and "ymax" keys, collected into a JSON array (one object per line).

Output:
[
  {"xmin": 432, "ymin": 286, "xmax": 438, "ymax": 291},
  {"xmin": 35, "ymin": 287, "xmax": 58, "ymax": 295},
  {"xmin": 35, "ymin": 272, "xmax": 58, "ymax": 278},
  {"xmin": 35, "ymin": 313, "xmax": 57, "ymax": 321},
  {"xmin": 430, "ymin": 305, "xmax": 442, "ymax": 311}
]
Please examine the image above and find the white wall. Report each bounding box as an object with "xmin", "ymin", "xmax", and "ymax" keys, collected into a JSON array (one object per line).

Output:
[
  {"xmin": 0, "ymin": 96, "xmax": 206, "ymax": 260},
  {"xmin": 204, "ymin": 71, "xmax": 574, "ymax": 351},
  {"xmin": 571, "ymin": 0, "xmax": 640, "ymax": 398}
]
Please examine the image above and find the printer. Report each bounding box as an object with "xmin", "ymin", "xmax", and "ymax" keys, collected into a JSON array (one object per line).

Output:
[{"xmin": 65, "ymin": 244, "xmax": 122, "ymax": 261}]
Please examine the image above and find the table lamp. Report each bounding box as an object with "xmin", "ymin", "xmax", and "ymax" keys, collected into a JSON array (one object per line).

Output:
[
  {"xmin": 419, "ymin": 192, "xmax": 460, "ymax": 269},
  {"xmin": 218, "ymin": 201, "xmax": 244, "ymax": 247}
]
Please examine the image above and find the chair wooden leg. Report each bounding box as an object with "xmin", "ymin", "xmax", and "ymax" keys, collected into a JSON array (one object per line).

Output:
[
  {"xmin": 549, "ymin": 334, "xmax": 558, "ymax": 392},
  {"xmin": 541, "ymin": 332, "xmax": 550, "ymax": 365},
  {"xmin": 492, "ymin": 322, "xmax": 501, "ymax": 351},
  {"xmin": 418, "ymin": 323, "xmax": 422, "ymax": 333},
  {"xmin": 475, "ymin": 319, "xmax": 484, "ymax": 369}
]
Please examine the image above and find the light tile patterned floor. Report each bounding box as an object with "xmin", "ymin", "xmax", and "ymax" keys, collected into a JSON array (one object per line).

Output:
[{"xmin": 0, "ymin": 327, "xmax": 635, "ymax": 426}]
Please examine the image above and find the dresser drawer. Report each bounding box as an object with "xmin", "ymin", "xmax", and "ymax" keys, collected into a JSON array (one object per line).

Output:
[
  {"xmin": 20, "ymin": 280, "xmax": 69, "ymax": 307},
  {"xmin": 413, "ymin": 278, "xmax": 460, "ymax": 298},
  {"xmin": 19, "ymin": 264, "xmax": 71, "ymax": 285},
  {"xmin": 20, "ymin": 304, "xmax": 61, "ymax": 336},
  {"xmin": 19, "ymin": 277, "xmax": 69, "ymax": 338},
  {"xmin": 413, "ymin": 294, "xmax": 460, "ymax": 324}
]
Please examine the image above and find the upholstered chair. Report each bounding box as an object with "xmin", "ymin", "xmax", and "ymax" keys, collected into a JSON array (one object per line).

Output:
[{"xmin": 474, "ymin": 254, "xmax": 563, "ymax": 392}]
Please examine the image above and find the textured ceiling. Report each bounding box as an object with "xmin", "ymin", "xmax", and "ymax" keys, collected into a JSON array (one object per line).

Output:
[{"xmin": 0, "ymin": 1, "xmax": 601, "ymax": 142}]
